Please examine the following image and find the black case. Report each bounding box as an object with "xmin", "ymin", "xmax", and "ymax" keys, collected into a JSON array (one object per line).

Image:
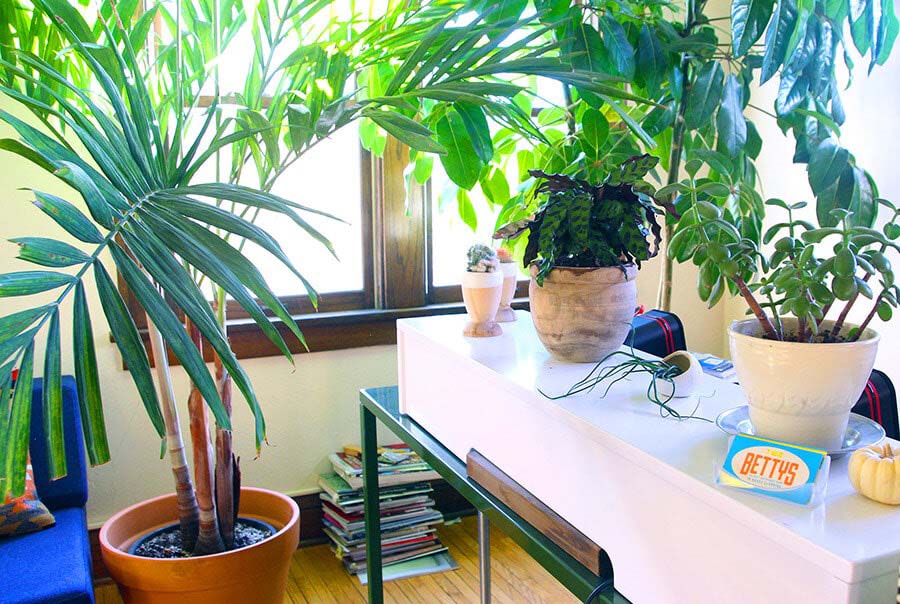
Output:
[
  {"xmin": 851, "ymin": 369, "xmax": 900, "ymax": 440},
  {"xmin": 631, "ymin": 310, "xmax": 687, "ymax": 358}
]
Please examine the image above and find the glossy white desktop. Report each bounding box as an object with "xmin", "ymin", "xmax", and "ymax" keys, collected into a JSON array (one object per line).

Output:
[{"xmin": 397, "ymin": 311, "xmax": 900, "ymax": 604}]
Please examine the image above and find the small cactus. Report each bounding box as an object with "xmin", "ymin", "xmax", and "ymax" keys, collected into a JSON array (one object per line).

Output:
[{"xmin": 466, "ymin": 244, "xmax": 499, "ymax": 272}]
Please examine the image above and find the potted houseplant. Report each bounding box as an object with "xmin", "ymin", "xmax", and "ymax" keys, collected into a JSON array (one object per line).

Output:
[
  {"xmin": 494, "ymin": 154, "xmax": 667, "ymax": 362},
  {"xmin": 462, "ymin": 244, "xmax": 503, "ymax": 337},
  {"xmin": 672, "ymin": 190, "xmax": 899, "ymax": 449}
]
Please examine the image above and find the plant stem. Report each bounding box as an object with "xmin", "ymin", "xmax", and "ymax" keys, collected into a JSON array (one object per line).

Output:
[
  {"xmin": 657, "ymin": 0, "xmax": 695, "ymax": 312},
  {"xmin": 733, "ymin": 275, "xmax": 780, "ymax": 340},
  {"xmin": 147, "ymin": 313, "xmax": 200, "ymax": 552},
  {"xmin": 829, "ymin": 291, "xmax": 858, "ymax": 340},
  {"xmin": 852, "ymin": 294, "xmax": 882, "ymax": 341},
  {"xmin": 186, "ymin": 319, "xmax": 224, "ymax": 555}
]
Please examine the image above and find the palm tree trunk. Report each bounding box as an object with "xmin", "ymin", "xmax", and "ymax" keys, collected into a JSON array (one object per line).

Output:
[
  {"xmin": 212, "ymin": 293, "xmax": 236, "ymax": 549},
  {"xmin": 214, "ymin": 350, "xmax": 236, "ymax": 549},
  {"xmin": 186, "ymin": 320, "xmax": 224, "ymax": 555},
  {"xmin": 146, "ymin": 316, "xmax": 199, "ymax": 552}
]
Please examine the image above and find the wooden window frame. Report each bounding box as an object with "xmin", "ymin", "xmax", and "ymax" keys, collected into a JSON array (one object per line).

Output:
[{"xmin": 120, "ymin": 137, "xmax": 529, "ymax": 360}]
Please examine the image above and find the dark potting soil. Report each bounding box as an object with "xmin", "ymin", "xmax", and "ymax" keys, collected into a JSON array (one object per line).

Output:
[{"xmin": 132, "ymin": 520, "xmax": 274, "ymax": 559}]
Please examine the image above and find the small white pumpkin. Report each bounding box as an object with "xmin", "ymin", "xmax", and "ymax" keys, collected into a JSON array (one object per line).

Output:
[{"xmin": 848, "ymin": 442, "xmax": 900, "ymax": 505}]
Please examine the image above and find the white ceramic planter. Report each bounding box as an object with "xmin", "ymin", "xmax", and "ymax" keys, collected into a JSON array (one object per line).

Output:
[
  {"xmin": 496, "ymin": 262, "xmax": 518, "ymax": 323},
  {"xmin": 729, "ymin": 318, "xmax": 880, "ymax": 450},
  {"xmin": 655, "ymin": 350, "xmax": 703, "ymax": 399},
  {"xmin": 461, "ymin": 270, "xmax": 503, "ymax": 337}
]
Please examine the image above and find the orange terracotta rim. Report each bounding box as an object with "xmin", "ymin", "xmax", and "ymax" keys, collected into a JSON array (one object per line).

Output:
[
  {"xmin": 99, "ymin": 487, "xmax": 298, "ymax": 561},
  {"xmin": 99, "ymin": 487, "xmax": 300, "ymax": 601}
]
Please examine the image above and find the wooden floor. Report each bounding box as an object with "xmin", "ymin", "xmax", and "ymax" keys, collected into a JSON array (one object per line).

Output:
[{"xmin": 95, "ymin": 516, "xmax": 579, "ymax": 603}]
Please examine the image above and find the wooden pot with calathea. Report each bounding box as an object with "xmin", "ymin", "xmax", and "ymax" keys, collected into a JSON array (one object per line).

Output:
[{"xmin": 495, "ymin": 155, "xmax": 670, "ymax": 363}]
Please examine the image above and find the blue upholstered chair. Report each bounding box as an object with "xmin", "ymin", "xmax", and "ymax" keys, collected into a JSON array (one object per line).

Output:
[{"xmin": 0, "ymin": 376, "xmax": 95, "ymax": 603}]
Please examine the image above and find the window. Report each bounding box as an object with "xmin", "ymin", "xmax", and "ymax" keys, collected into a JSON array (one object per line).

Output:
[{"xmin": 119, "ymin": 2, "xmax": 540, "ymax": 358}]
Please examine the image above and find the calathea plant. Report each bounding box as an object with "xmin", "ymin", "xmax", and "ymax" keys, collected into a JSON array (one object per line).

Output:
[{"xmin": 494, "ymin": 154, "xmax": 670, "ymax": 285}]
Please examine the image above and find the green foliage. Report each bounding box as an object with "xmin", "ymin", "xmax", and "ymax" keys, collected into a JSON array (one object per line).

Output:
[
  {"xmin": 676, "ymin": 194, "xmax": 900, "ymax": 342},
  {"xmin": 495, "ymin": 155, "xmax": 666, "ymax": 285}
]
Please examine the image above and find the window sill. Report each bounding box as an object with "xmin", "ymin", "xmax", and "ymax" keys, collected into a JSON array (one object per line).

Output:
[{"xmin": 128, "ymin": 298, "xmax": 531, "ymax": 364}]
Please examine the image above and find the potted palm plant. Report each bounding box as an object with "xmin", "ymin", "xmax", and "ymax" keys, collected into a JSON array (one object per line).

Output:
[
  {"xmin": 494, "ymin": 154, "xmax": 668, "ymax": 362},
  {"xmin": 0, "ymin": 1, "xmax": 648, "ymax": 601}
]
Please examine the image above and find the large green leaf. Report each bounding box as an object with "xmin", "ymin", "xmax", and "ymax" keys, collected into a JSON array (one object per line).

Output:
[
  {"xmin": 11, "ymin": 237, "xmax": 90, "ymax": 267},
  {"xmin": 435, "ymin": 110, "xmax": 481, "ymax": 190},
  {"xmin": 732, "ymin": 0, "xmax": 776, "ymax": 56},
  {"xmin": 0, "ymin": 271, "xmax": 74, "ymax": 297},
  {"xmin": 875, "ymin": 0, "xmax": 899, "ymax": 67},
  {"xmin": 685, "ymin": 62, "xmax": 724, "ymax": 130},
  {"xmin": 761, "ymin": 0, "xmax": 798, "ymax": 83},
  {"xmin": 808, "ymin": 139, "xmax": 850, "ymax": 193},
  {"xmin": 716, "ymin": 74, "xmax": 748, "ymax": 158},
  {"xmin": 3, "ymin": 342, "xmax": 33, "ymax": 498},
  {"xmin": 598, "ymin": 15, "xmax": 635, "ymax": 79},
  {"xmin": 93, "ymin": 261, "xmax": 165, "ymax": 438},
  {"xmin": 851, "ymin": 0, "xmax": 876, "ymax": 55},
  {"xmin": 72, "ymin": 281, "xmax": 110, "ymax": 466},
  {"xmin": 581, "ymin": 109, "xmax": 609, "ymax": 152},
  {"xmin": 172, "ymin": 184, "xmax": 339, "ymax": 262},
  {"xmin": 568, "ymin": 19, "xmax": 605, "ymax": 73},
  {"xmin": 42, "ymin": 309, "xmax": 65, "ymax": 479},
  {"xmin": 363, "ymin": 109, "xmax": 446, "ymax": 154},
  {"xmin": 31, "ymin": 191, "xmax": 103, "ymax": 244},
  {"xmin": 136, "ymin": 206, "xmax": 306, "ymax": 353},
  {"xmin": 636, "ymin": 24, "xmax": 666, "ymax": 93},
  {"xmin": 454, "ymin": 102, "xmax": 493, "ymax": 164}
]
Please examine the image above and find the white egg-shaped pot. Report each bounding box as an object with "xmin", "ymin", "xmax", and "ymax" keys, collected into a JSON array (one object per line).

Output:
[{"xmin": 655, "ymin": 350, "xmax": 702, "ymax": 399}]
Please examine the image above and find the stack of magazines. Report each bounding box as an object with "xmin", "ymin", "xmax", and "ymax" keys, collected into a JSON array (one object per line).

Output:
[
  {"xmin": 327, "ymin": 444, "xmax": 441, "ymax": 489},
  {"xmin": 319, "ymin": 445, "xmax": 457, "ymax": 582}
]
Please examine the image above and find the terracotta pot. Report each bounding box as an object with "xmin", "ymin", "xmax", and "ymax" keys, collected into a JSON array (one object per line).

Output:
[
  {"xmin": 496, "ymin": 262, "xmax": 518, "ymax": 323},
  {"xmin": 462, "ymin": 271, "xmax": 503, "ymax": 337},
  {"xmin": 100, "ymin": 487, "xmax": 300, "ymax": 604},
  {"xmin": 729, "ymin": 318, "xmax": 880, "ymax": 450},
  {"xmin": 529, "ymin": 264, "xmax": 637, "ymax": 362}
]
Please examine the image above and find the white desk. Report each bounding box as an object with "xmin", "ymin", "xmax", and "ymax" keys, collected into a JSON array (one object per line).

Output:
[{"xmin": 397, "ymin": 311, "xmax": 900, "ymax": 604}]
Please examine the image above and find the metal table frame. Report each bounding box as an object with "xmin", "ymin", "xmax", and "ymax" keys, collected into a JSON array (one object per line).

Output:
[{"xmin": 359, "ymin": 386, "xmax": 630, "ymax": 604}]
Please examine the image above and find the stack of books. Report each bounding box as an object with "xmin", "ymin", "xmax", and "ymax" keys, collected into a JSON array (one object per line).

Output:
[
  {"xmin": 327, "ymin": 444, "xmax": 441, "ymax": 489},
  {"xmin": 319, "ymin": 445, "xmax": 456, "ymax": 582}
]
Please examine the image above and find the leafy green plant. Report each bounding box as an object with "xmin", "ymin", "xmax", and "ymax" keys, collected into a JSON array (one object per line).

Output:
[
  {"xmin": 452, "ymin": 0, "xmax": 897, "ymax": 314},
  {"xmin": 493, "ymin": 154, "xmax": 668, "ymax": 285},
  {"xmin": 676, "ymin": 189, "xmax": 900, "ymax": 342}
]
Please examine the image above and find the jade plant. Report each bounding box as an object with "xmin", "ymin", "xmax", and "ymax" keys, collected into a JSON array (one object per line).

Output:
[
  {"xmin": 466, "ymin": 244, "xmax": 499, "ymax": 273},
  {"xmin": 672, "ymin": 187, "xmax": 900, "ymax": 342},
  {"xmin": 493, "ymin": 154, "xmax": 670, "ymax": 285}
]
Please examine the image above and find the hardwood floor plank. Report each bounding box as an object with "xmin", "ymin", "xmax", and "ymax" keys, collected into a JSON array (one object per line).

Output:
[{"xmin": 94, "ymin": 516, "xmax": 580, "ymax": 604}]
